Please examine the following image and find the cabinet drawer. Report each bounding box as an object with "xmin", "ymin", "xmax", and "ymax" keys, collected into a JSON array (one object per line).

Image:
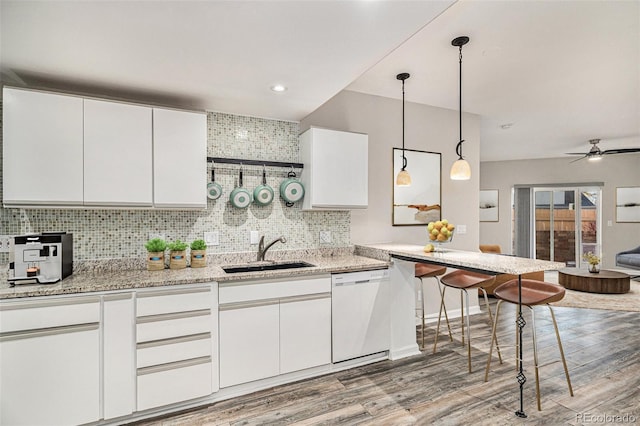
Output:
[
  {"xmin": 137, "ymin": 311, "xmax": 211, "ymax": 343},
  {"xmin": 0, "ymin": 297, "xmax": 100, "ymax": 333},
  {"xmin": 219, "ymin": 275, "xmax": 330, "ymax": 304},
  {"xmin": 137, "ymin": 358, "xmax": 212, "ymax": 411},
  {"xmin": 137, "ymin": 333, "xmax": 212, "ymax": 368},
  {"xmin": 137, "ymin": 286, "xmax": 212, "ymax": 317}
]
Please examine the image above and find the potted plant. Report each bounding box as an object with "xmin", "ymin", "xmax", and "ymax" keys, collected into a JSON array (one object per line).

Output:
[
  {"xmin": 145, "ymin": 238, "xmax": 167, "ymax": 271},
  {"xmin": 167, "ymin": 239, "xmax": 189, "ymax": 270},
  {"xmin": 583, "ymin": 251, "xmax": 600, "ymax": 273},
  {"xmin": 190, "ymin": 239, "xmax": 207, "ymax": 268}
]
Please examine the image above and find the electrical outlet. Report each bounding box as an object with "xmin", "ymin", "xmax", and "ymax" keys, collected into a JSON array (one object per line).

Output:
[
  {"xmin": 204, "ymin": 231, "xmax": 219, "ymax": 246},
  {"xmin": 319, "ymin": 230, "xmax": 332, "ymax": 244},
  {"xmin": 148, "ymin": 232, "xmax": 166, "ymax": 241},
  {"xmin": 607, "ymin": 220, "xmax": 613, "ymax": 227},
  {"xmin": 457, "ymin": 225, "xmax": 467, "ymax": 235},
  {"xmin": 250, "ymin": 231, "xmax": 260, "ymax": 245},
  {"xmin": 0, "ymin": 235, "xmax": 12, "ymax": 253}
]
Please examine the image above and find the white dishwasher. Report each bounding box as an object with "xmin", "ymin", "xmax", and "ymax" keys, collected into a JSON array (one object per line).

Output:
[{"xmin": 332, "ymin": 269, "xmax": 390, "ymax": 363}]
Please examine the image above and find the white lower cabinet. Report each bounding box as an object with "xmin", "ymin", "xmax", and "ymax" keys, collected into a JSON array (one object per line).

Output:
[
  {"xmin": 219, "ymin": 301, "xmax": 280, "ymax": 387},
  {"xmin": 103, "ymin": 293, "xmax": 135, "ymax": 420},
  {"xmin": 218, "ymin": 275, "xmax": 332, "ymax": 388},
  {"xmin": 280, "ymin": 295, "xmax": 332, "ymax": 374},
  {"xmin": 0, "ymin": 296, "xmax": 101, "ymax": 426},
  {"xmin": 135, "ymin": 284, "xmax": 218, "ymax": 411}
]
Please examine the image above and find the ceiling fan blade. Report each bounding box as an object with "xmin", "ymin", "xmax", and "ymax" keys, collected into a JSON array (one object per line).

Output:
[
  {"xmin": 565, "ymin": 152, "xmax": 587, "ymax": 155},
  {"xmin": 602, "ymin": 148, "xmax": 640, "ymax": 155},
  {"xmin": 570, "ymin": 156, "xmax": 587, "ymax": 163}
]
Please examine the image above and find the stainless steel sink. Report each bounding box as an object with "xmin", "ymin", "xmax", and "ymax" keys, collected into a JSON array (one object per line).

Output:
[{"xmin": 222, "ymin": 261, "xmax": 315, "ymax": 274}]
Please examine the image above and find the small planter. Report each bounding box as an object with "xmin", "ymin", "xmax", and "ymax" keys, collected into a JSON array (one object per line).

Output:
[
  {"xmin": 169, "ymin": 250, "xmax": 187, "ymax": 270},
  {"xmin": 588, "ymin": 263, "xmax": 600, "ymax": 274},
  {"xmin": 147, "ymin": 252, "xmax": 165, "ymax": 271},
  {"xmin": 190, "ymin": 250, "xmax": 206, "ymax": 268}
]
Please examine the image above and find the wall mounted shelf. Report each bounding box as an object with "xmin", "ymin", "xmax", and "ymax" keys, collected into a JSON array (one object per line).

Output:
[{"xmin": 207, "ymin": 157, "xmax": 303, "ymax": 169}]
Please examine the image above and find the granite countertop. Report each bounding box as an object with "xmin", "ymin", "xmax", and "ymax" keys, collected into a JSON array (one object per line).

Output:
[
  {"xmin": 0, "ymin": 250, "xmax": 388, "ymax": 300},
  {"xmin": 356, "ymin": 243, "xmax": 565, "ymax": 275}
]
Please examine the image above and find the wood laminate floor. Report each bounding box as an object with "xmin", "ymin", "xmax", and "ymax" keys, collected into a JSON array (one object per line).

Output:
[{"xmin": 133, "ymin": 301, "xmax": 640, "ymax": 426}]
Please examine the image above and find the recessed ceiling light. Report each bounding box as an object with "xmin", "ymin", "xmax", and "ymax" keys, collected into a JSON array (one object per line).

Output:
[
  {"xmin": 499, "ymin": 123, "xmax": 514, "ymax": 130},
  {"xmin": 270, "ymin": 84, "xmax": 287, "ymax": 92}
]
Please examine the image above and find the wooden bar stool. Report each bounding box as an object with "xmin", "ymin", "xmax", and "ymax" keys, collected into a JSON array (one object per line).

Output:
[
  {"xmin": 415, "ymin": 263, "xmax": 453, "ymax": 350},
  {"xmin": 435, "ymin": 270, "xmax": 503, "ymax": 372},
  {"xmin": 484, "ymin": 279, "xmax": 574, "ymax": 411}
]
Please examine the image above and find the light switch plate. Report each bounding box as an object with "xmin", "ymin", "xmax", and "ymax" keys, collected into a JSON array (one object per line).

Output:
[
  {"xmin": 250, "ymin": 231, "xmax": 260, "ymax": 245},
  {"xmin": 204, "ymin": 231, "xmax": 219, "ymax": 246},
  {"xmin": 457, "ymin": 225, "xmax": 467, "ymax": 235},
  {"xmin": 0, "ymin": 235, "xmax": 12, "ymax": 253}
]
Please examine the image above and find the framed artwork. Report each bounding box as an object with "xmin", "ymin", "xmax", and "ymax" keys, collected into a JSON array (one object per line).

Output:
[
  {"xmin": 392, "ymin": 148, "xmax": 441, "ymax": 226},
  {"xmin": 479, "ymin": 189, "xmax": 499, "ymax": 222},
  {"xmin": 616, "ymin": 187, "xmax": 640, "ymax": 223}
]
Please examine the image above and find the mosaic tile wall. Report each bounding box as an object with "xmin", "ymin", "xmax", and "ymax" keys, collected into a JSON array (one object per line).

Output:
[{"xmin": 0, "ymin": 106, "xmax": 350, "ymax": 262}]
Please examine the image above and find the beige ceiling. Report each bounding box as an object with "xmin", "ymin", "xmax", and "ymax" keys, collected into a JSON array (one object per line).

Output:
[{"xmin": 1, "ymin": 0, "xmax": 638, "ymax": 162}]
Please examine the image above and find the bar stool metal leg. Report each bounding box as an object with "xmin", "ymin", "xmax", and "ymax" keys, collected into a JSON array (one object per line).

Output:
[
  {"xmin": 480, "ymin": 287, "xmax": 503, "ymax": 364},
  {"xmin": 530, "ymin": 306, "xmax": 541, "ymax": 411},
  {"xmin": 484, "ymin": 299, "xmax": 504, "ymax": 382},
  {"xmin": 418, "ymin": 276, "xmax": 453, "ymax": 351},
  {"xmin": 548, "ymin": 305, "xmax": 574, "ymax": 397}
]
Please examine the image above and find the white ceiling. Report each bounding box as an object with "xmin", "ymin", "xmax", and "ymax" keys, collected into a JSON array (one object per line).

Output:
[{"xmin": 1, "ymin": 0, "xmax": 638, "ymax": 162}]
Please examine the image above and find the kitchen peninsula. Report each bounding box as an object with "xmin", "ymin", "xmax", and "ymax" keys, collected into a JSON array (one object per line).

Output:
[{"xmin": 356, "ymin": 243, "xmax": 566, "ymax": 417}]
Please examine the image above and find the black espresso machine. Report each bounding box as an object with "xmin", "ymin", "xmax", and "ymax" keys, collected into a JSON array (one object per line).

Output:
[{"xmin": 8, "ymin": 232, "xmax": 73, "ymax": 285}]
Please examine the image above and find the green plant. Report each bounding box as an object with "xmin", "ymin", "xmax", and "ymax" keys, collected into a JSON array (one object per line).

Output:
[
  {"xmin": 190, "ymin": 239, "xmax": 207, "ymax": 250},
  {"xmin": 144, "ymin": 238, "xmax": 167, "ymax": 252},
  {"xmin": 582, "ymin": 251, "xmax": 600, "ymax": 265},
  {"xmin": 167, "ymin": 239, "xmax": 188, "ymax": 252}
]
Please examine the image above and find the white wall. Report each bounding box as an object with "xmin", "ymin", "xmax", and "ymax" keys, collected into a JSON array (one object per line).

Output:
[
  {"xmin": 480, "ymin": 154, "xmax": 640, "ymax": 267},
  {"xmin": 301, "ymin": 90, "xmax": 481, "ymax": 251}
]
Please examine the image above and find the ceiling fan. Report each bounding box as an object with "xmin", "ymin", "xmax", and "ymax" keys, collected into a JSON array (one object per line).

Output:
[{"xmin": 566, "ymin": 139, "xmax": 640, "ymax": 163}]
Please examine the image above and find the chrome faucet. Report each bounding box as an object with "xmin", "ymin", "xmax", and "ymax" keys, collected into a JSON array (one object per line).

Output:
[{"xmin": 257, "ymin": 235, "xmax": 286, "ymax": 262}]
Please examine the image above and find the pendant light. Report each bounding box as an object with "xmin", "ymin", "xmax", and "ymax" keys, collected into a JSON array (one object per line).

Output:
[
  {"xmin": 396, "ymin": 72, "xmax": 411, "ymax": 186},
  {"xmin": 450, "ymin": 36, "xmax": 471, "ymax": 181}
]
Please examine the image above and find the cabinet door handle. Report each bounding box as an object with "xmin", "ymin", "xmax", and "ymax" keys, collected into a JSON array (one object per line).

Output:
[
  {"xmin": 137, "ymin": 356, "xmax": 211, "ymax": 376},
  {"xmin": 137, "ymin": 332, "xmax": 211, "ymax": 349},
  {"xmin": 219, "ymin": 298, "xmax": 280, "ymax": 311},
  {"xmin": 0, "ymin": 296, "xmax": 101, "ymax": 311},
  {"xmin": 136, "ymin": 286, "xmax": 211, "ymax": 298},
  {"xmin": 0, "ymin": 322, "xmax": 99, "ymax": 342},
  {"xmin": 136, "ymin": 309, "xmax": 210, "ymax": 324},
  {"xmin": 279, "ymin": 292, "xmax": 331, "ymax": 304}
]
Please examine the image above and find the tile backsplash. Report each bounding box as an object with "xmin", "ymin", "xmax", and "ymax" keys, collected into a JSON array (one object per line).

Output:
[{"xmin": 0, "ymin": 106, "xmax": 350, "ymax": 262}]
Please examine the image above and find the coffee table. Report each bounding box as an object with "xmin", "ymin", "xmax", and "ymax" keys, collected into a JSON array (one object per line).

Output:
[{"xmin": 558, "ymin": 268, "xmax": 630, "ymax": 294}]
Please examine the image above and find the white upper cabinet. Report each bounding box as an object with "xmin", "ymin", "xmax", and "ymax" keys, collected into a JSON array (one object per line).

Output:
[
  {"xmin": 2, "ymin": 87, "xmax": 84, "ymax": 207},
  {"xmin": 84, "ymin": 99, "xmax": 153, "ymax": 206},
  {"xmin": 153, "ymin": 108, "xmax": 207, "ymax": 209},
  {"xmin": 299, "ymin": 127, "xmax": 368, "ymax": 210},
  {"xmin": 2, "ymin": 87, "xmax": 206, "ymax": 209}
]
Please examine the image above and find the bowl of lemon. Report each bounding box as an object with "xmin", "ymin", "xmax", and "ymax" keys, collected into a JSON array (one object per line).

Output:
[{"xmin": 424, "ymin": 219, "xmax": 455, "ymax": 252}]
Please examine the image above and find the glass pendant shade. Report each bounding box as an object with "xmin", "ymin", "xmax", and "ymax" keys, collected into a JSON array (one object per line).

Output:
[
  {"xmin": 450, "ymin": 158, "xmax": 471, "ymax": 180},
  {"xmin": 396, "ymin": 169, "xmax": 412, "ymax": 186}
]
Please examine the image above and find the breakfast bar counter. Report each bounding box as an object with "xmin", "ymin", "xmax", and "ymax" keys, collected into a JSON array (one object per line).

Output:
[{"xmin": 356, "ymin": 243, "xmax": 565, "ymax": 418}]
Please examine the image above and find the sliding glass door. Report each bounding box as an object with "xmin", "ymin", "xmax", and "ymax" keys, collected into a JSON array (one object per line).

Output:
[{"xmin": 531, "ymin": 186, "xmax": 601, "ymax": 267}]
